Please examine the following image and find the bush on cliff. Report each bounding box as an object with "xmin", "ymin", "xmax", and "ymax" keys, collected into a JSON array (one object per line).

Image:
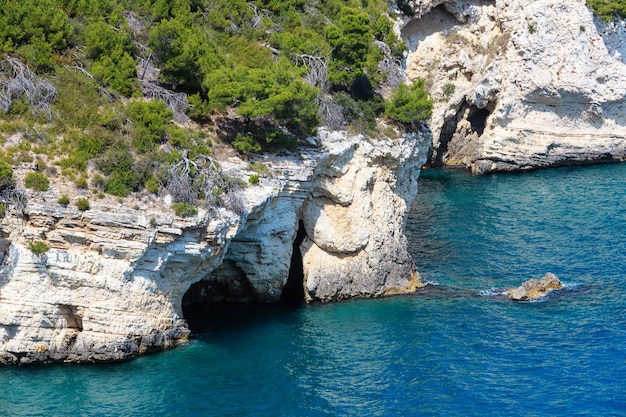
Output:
[
  {"xmin": 0, "ymin": 0, "xmax": 433, "ymax": 206},
  {"xmin": 172, "ymin": 202, "xmax": 198, "ymax": 218},
  {"xmin": 28, "ymin": 241, "xmax": 49, "ymax": 254},
  {"xmin": 384, "ymin": 80, "xmax": 433, "ymax": 125},
  {"xmin": 0, "ymin": 160, "xmax": 14, "ymax": 189},
  {"xmin": 24, "ymin": 172, "xmax": 50, "ymax": 192},
  {"xmin": 586, "ymin": 0, "xmax": 626, "ymax": 20},
  {"xmin": 75, "ymin": 198, "xmax": 90, "ymax": 211}
]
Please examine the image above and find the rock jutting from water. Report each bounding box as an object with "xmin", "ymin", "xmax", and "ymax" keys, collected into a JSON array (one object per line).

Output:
[
  {"xmin": 508, "ymin": 272, "xmax": 563, "ymax": 301},
  {"xmin": 0, "ymin": 125, "xmax": 430, "ymax": 364},
  {"xmin": 399, "ymin": 0, "xmax": 626, "ymax": 173}
]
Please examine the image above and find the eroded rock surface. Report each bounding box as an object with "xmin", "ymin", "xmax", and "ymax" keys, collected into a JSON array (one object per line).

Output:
[
  {"xmin": 0, "ymin": 125, "xmax": 430, "ymax": 364},
  {"xmin": 508, "ymin": 272, "xmax": 563, "ymax": 301},
  {"xmin": 400, "ymin": 0, "xmax": 626, "ymax": 172}
]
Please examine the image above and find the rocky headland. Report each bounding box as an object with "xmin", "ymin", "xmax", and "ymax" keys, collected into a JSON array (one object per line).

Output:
[
  {"xmin": 0, "ymin": 127, "xmax": 430, "ymax": 364},
  {"xmin": 400, "ymin": 0, "xmax": 626, "ymax": 172},
  {"xmin": 2, "ymin": 0, "xmax": 625, "ymax": 364}
]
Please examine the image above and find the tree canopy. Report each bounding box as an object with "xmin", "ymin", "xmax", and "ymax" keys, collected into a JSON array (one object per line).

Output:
[{"xmin": 0, "ymin": 0, "xmax": 433, "ymax": 205}]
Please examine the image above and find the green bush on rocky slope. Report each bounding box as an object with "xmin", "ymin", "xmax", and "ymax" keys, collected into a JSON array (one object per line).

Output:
[
  {"xmin": 0, "ymin": 0, "xmax": 432, "ymax": 209},
  {"xmin": 586, "ymin": 0, "xmax": 626, "ymax": 20}
]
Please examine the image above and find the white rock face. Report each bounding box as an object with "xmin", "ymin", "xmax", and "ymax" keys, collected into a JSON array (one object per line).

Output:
[
  {"xmin": 302, "ymin": 128, "xmax": 429, "ymax": 301},
  {"xmin": 401, "ymin": 0, "xmax": 626, "ymax": 172},
  {"xmin": 0, "ymin": 126, "xmax": 429, "ymax": 363}
]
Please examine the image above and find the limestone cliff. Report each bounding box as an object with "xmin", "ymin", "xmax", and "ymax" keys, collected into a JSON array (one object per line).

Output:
[
  {"xmin": 400, "ymin": 0, "xmax": 626, "ymax": 173},
  {"xmin": 0, "ymin": 126, "xmax": 430, "ymax": 364}
]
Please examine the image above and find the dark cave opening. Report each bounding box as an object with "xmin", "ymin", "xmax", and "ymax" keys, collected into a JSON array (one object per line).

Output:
[
  {"xmin": 429, "ymin": 100, "xmax": 493, "ymax": 167},
  {"xmin": 181, "ymin": 222, "xmax": 308, "ymax": 334},
  {"xmin": 181, "ymin": 262, "xmax": 259, "ymax": 334},
  {"xmin": 280, "ymin": 220, "xmax": 307, "ymax": 307},
  {"xmin": 467, "ymin": 106, "xmax": 490, "ymax": 136}
]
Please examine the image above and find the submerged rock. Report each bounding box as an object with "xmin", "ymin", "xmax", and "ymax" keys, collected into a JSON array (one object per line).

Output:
[{"xmin": 508, "ymin": 273, "xmax": 563, "ymax": 301}]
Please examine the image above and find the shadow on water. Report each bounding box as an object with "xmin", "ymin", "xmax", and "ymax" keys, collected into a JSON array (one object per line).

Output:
[{"xmin": 184, "ymin": 302, "xmax": 302, "ymax": 336}]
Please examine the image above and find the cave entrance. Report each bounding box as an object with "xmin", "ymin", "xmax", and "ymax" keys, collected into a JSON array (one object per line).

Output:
[
  {"xmin": 467, "ymin": 106, "xmax": 490, "ymax": 137},
  {"xmin": 280, "ymin": 220, "xmax": 307, "ymax": 307},
  {"xmin": 181, "ymin": 222, "xmax": 308, "ymax": 334},
  {"xmin": 181, "ymin": 262, "xmax": 258, "ymax": 334},
  {"xmin": 429, "ymin": 100, "xmax": 493, "ymax": 167}
]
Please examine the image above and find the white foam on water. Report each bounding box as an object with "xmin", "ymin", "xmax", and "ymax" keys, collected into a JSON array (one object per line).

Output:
[{"xmin": 478, "ymin": 287, "xmax": 508, "ymax": 297}]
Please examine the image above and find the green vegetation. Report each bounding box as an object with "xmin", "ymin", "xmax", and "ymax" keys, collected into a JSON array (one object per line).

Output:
[
  {"xmin": 172, "ymin": 202, "xmax": 197, "ymax": 217},
  {"xmin": 75, "ymin": 197, "xmax": 90, "ymax": 211},
  {"xmin": 247, "ymin": 162, "xmax": 270, "ymax": 175},
  {"xmin": 0, "ymin": 160, "xmax": 14, "ymax": 188},
  {"xmin": 586, "ymin": 0, "xmax": 626, "ymax": 20},
  {"xmin": 28, "ymin": 241, "xmax": 49, "ymax": 254},
  {"xmin": 442, "ymin": 83, "xmax": 456, "ymax": 101},
  {"xmin": 248, "ymin": 174, "xmax": 260, "ymax": 185},
  {"xmin": 0, "ymin": 0, "xmax": 433, "ymax": 211},
  {"xmin": 57, "ymin": 194, "xmax": 69, "ymax": 206},
  {"xmin": 384, "ymin": 80, "xmax": 433, "ymax": 125},
  {"xmin": 24, "ymin": 171, "xmax": 50, "ymax": 191}
]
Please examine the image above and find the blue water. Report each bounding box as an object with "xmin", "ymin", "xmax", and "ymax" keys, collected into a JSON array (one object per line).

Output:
[{"xmin": 2, "ymin": 164, "xmax": 626, "ymax": 416}]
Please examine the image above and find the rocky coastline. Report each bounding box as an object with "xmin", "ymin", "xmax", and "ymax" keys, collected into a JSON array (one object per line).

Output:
[
  {"xmin": 401, "ymin": 0, "xmax": 626, "ymax": 173},
  {"xmin": 0, "ymin": 127, "xmax": 430, "ymax": 364},
  {"xmin": 2, "ymin": 0, "xmax": 626, "ymax": 364}
]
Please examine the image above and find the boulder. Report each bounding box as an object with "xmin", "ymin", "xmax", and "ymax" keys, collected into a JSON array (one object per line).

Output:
[{"xmin": 508, "ymin": 272, "xmax": 563, "ymax": 301}]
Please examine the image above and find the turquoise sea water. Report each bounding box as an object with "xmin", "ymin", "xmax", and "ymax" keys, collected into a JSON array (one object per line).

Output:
[{"xmin": 2, "ymin": 164, "xmax": 626, "ymax": 416}]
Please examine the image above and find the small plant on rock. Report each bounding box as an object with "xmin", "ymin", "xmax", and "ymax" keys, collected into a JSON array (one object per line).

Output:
[
  {"xmin": 442, "ymin": 83, "xmax": 456, "ymax": 101},
  {"xmin": 57, "ymin": 194, "xmax": 70, "ymax": 206},
  {"xmin": 28, "ymin": 241, "xmax": 49, "ymax": 254},
  {"xmin": 172, "ymin": 202, "xmax": 197, "ymax": 217},
  {"xmin": 248, "ymin": 174, "xmax": 260, "ymax": 185},
  {"xmin": 24, "ymin": 171, "xmax": 50, "ymax": 192},
  {"xmin": 75, "ymin": 197, "xmax": 90, "ymax": 211}
]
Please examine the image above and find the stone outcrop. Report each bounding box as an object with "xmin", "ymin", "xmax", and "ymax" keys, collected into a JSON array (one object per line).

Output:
[
  {"xmin": 508, "ymin": 272, "xmax": 563, "ymax": 301},
  {"xmin": 0, "ymin": 125, "xmax": 430, "ymax": 364},
  {"xmin": 399, "ymin": 0, "xmax": 626, "ymax": 173}
]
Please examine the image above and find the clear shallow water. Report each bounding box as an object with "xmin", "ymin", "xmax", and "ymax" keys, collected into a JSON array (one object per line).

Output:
[{"xmin": 2, "ymin": 164, "xmax": 626, "ymax": 416}]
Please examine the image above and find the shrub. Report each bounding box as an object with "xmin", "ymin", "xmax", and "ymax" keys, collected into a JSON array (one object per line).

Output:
[
  {"xmin": 248, "ymin": 162, "xmax": 270, "ymax": 175},
  {"xmin": 75, "ymin": 197, "xmax": 90, "ymax": 211},
  {"xmin": 0, "ymin": 203, "xmax": 5, "ymax": 217},
  {"xmin": 57, "ymin": 194, "xmax": 70, "ymax": 206},
  {"xmin": 385, "ymin": 79, "xmax": 433, "ymax": 124},
  {"xmin": 24, "ymin": 171, "xmax": 50, "ymax": 192},
  {"xmin": 333, "ymin": 92, "xmax": 384, "ymax": 132},
  {"xmin": 442, "ymin": 83, "xmax": 456, "ymax": 100},
  {"xmin": 248, "ymin": 174, "xmax": 260, "ymax": 185},
  {"xmin": 91, "ymin": 173, "xmax": 106, "ymax": 190},
  {"xmin": 172, "ymin": 202, "xmax": 197, "ymax": 217},
  {"xmin": 233, "ymin": 133, "xmax": 262, "ymax": 153},
  {"xmin": 145, "ymin": 177, "xmax": 159, "ymax": 194},
  {"xmin": 128, "ymin": 100, "xmax": 173, "ymax": 152},
  {"xmin": 105, "ymin": 176, "xmax": 130, "ymax": 197},
  {"xmin": 0, "ymin": 160, "xmax": 14, "ymax": 188},
  {"xmin": 75, "ymin": 175, "xmax": 88, "ymax": 189},
  {"xmin": 28, "ymin": 241, "xmax": 49, "ymax": 254},
  {"xmin": 586, "ymin": 0, "xmax": 626, "ymax": 20}
]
